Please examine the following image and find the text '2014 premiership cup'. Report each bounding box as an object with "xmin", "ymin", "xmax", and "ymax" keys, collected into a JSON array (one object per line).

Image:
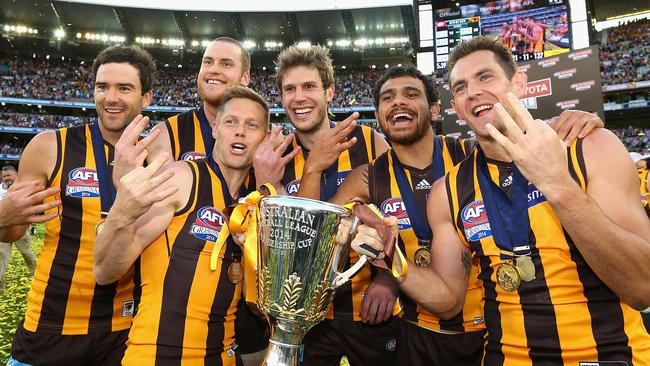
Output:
[{"xmin": 256, "ymin": 196, "xmax": 367, "ymax": 366}]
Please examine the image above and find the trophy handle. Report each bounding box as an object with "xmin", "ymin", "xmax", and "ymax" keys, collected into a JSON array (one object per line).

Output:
[{"xmin": 332, "ymin": 254, "xmax": 368, "ymax": 289}]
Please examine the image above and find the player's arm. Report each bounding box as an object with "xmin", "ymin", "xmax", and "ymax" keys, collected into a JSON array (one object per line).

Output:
[
  {"xmin": 0, "ymin": 131, "xmax": 61, "ymax": 242},
  {"xmin": 94, "ymin": 155, "xmax": 183, "ymax": 285},
  {"xmin": 353, "ymin": 178, "xmax": 470, "ymax": 319},
  {"xmin": 543, "ymin": 130, "xmax": 650, "ymax": 309},
  {"xmin": 373, "ymin": 129, "xmax": 390, "ymax": 157}
]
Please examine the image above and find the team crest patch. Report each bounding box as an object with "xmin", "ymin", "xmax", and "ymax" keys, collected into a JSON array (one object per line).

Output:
[
  {"xmin": 181, "ymin": 151, "xmax": 206, "ymax": 161},
  {"xmin": 380, "ymin": 197, "xmax": 411, "ymax": 230},
  {"xmin": 122, "ymin": 300, "xmax": 135, "ymax": 317},
  {"xmin": 66, "ymin": 167, "xmax": 100, "ymax": 198},
  {"xmin": 189, "ymin": 206, "xmax": 225, "ymax": 242},
  {"xmin": 286, "ymin": 179, "xmax": 301, "ymax": 196},
  {"xmin": 461, "ymin": 200, "xmax": 492, "ymax": 241}
]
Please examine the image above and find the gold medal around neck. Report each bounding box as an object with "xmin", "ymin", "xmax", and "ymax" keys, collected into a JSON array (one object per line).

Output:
[
  {"xmin": 515, "ymin": 255, "xmax": 536, "ymax": 282},
  {"xmin": 95, "ymin": 220, "xmax": 106, "ymax": 236},
  {"xmin": 414, "ymin": 248, "xmax": 431, "ymax": 267},
  {"xmin": 496, "ymin": 262, "xmax": 521, "ymax": 292},
  {"xmin": 228, "ymin": 261, "xmax": 243, "ymax": 284}
]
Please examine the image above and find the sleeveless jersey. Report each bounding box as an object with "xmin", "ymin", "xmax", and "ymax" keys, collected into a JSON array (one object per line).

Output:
[
  {"xmin": 446, "ymin": 140, "xmax": 650, "ymax": 365},
  {"xmin": 638, "ymin": 168, "xmax": 649, "ymax": 215},
  {"xmin": 165, "ymin": 107, "xmax": 213, "ymax": 161},
  {"xmin": 369, "ymin": 134, "xmax": 484, "ymax": 333},
  {"xmin": 24, "ymin": 124, "xmax": 136, "ymax": 334},
  {"xmin": 123, "ymin": 159, "xmax": 242, "ymax": 365},
  {"xmin": 282, "ymin": 124, "xmax": 378, "ymax": 320}
]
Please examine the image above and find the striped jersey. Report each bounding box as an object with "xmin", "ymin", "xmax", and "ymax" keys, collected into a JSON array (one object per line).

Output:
[
  {"xmin": 446, "ymin": 140, "xmax": 650, "ymax": 365},
  {"xmin": 165, "ymin": 107, "xmax": 214, "ymax": 161}
]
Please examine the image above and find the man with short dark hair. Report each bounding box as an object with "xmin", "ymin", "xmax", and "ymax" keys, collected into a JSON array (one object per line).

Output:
[
  {"xmin": 0, "ymin": 165, "xmax": 37, "ymax": 292},
  {"xmin": 6, "ymin": 45, "xmax": 156, "ymax": 366},
  {"xmin": 353, "ymin": 36, "xmax": 650, "ymax": 365}
]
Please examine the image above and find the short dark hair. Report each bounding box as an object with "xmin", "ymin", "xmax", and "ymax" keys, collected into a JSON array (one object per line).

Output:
[
  {"xmin": 275, "ymin": 45, "xmax": 334, "ymax": 91},
  {"xmin": 92, "ymin": 46, "xmax": 156, "ymax": 94},
  {"xmin": 1, "ymin": 165, "xmax": 16, "ymax": 172},
  {"xmin": 212, "ymin": 37, "xmax": 251, "ymax": 73},
  {"xmin": 217, "ymin": 86, "xmax": 270, "ymax": 131},
  {"xmin": 447, "ymin": 36, "xmax": 517, "ymax": 83},
  {"xmin": 372, "ymin": 66, "xmax": 439, "ymax": 108}
]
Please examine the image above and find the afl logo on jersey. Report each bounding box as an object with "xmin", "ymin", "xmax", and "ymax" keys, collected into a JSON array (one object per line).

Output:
[
  {"xmin": 181, "ymin": 151, "xmax": 206, "ymax": 161},
  {"xmin": 285, "ymin": 179, "xmax": 301, "ymax": 196},
  {"xmin": 66, "ymin": 167, "xmax": 100, "ymax": 198},
  {"xmin": 189, "ymin": 206, "xmax": 225, "ymax": 242},
  {"xmin": 380, "ymin": 197, "xmax": 411, "ymax": 230},
  {"xmin": 461, "ymin": 200, "xmax": 492, "ymax": 242}
]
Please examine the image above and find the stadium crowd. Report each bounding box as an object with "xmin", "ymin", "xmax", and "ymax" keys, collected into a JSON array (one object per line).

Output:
[
  {"xmin": 611, "ymin": 126, "xmax": 650, "ymax": 152},
  {"xmin": 599, "ymin": 18, "xmax": 650, "ymax": 86}
]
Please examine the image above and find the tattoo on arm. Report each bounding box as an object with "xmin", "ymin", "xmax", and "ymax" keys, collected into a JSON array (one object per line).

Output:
[
  {"xmin": 461, "ymin": 251, "xmax": 472, "ymax": 279},
  {"xmin": 361, "ymin": 166, "xmax": 369, "ymax": 186}
]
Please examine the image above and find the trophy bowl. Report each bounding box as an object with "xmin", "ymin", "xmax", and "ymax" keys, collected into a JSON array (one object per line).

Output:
[{"xmin": 255, "ymin": 196, "xmax": 366, "ymax": 366}]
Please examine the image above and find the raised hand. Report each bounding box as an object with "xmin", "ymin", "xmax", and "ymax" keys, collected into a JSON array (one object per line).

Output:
[
  {"xmin": 113, "ymin": 153, "xmax": 177, "ymax": 223},
  {"xmin": 304, "ymin": 113, "xmax": 359, "ymax": 174},
  {"xmin": 253, "ymin": 124, "xmax": 301, "ymax": 190},
  {"xmin": 486, "ymin": 92, "xmax": 570, "ymax": 191},
  {"xmin": 0, "ymin": 180, "xmax": 61, "ymax": 227},
  {"xmin": 112, "ymin": 115, "xmax": 161, "ymax": 190}
]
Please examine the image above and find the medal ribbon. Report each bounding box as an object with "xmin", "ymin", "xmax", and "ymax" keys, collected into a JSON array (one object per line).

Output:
[
  {"xmin": 389, "ymin": 136, "xmax": 444, "ymax": 242},
  {"xmin": 475, "ymin": 148, "xmax": 531, "ymax": 258},
  {"xmin": 90, "ymin": 122, "xmax": 116, "ymax": 218},
  {"xmin": 197, "ymin": 106, "xmax": 215, "ymax": 156},
  {"xmin": 223, "ymin": 184, "xmax": 277, "ymax": 303}
]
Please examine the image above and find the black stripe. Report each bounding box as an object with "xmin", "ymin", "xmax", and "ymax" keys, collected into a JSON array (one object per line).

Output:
[
  {"xmin": 175, "ymin": 110, "xmax": 197, "ymax": 159},
  {"xmin": 576, "ymin": 138, "xmax": 587, "ymax": 186},
  {"xmin": 155, "ymin": 163, "xmax": 212, "ymax": 363},
  {"xmin": 348, "ymin": 125, "xmax": 370, "ymax": 168},
  {"xmin": 132, "ymin": 257, "xmax": 141, "ymax": 315},
  {"xmin": 47, "ymin": 130, "xmax": 63, "ymax": 186},
  {"xmin": 89, "ymin": 143, "xmax": 119, "ymax": 329},
  {"xmin": 38, "ymin": 125, "xmax": 88, "ymax": 333},
  {"xmin": 281, "ymin": 143, "xmax": 298, "ymax": 189},
  {"xmin": 370, "ymin": 129, "xmax": 377, "ymax": 159}
]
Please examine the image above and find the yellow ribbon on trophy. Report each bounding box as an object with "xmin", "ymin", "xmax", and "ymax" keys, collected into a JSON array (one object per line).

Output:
[{"xmin": 210, "ymin": 184, "xmax": 277, "ymax": 303}]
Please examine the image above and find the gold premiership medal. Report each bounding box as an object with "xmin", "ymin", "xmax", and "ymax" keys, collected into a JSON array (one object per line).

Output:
[
  {"xmin": 515, "ymin": 255, "xmax": 536, "ymax": 282},
  {"xmin": 414, "ymin": 248, "xmax": 431, "ymax": 267},
  {"xmin": 95, "ymin": 220, "xmax": 106, "ymax": 236},
  {"xmin": 496, "ymin": 262, "xmax": 521, "ymax": 292},
  {"xmin": 228, "ymin": 261, "xmax": 243, "ymax": 284}
]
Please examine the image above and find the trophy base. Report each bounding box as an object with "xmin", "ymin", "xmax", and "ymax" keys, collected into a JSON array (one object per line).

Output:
[{"xmin": 260, "ymin": 339, "xmax": 300, "ymax": 366}]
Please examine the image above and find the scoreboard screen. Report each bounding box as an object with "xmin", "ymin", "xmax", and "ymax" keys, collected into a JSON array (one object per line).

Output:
[
  {"xmin": 431, "ymin": 0, "xmax": 570, "ymax": 70},
  {"xmin": 434, "ymin": 17, "xmax": 481, "ymax": 69}
]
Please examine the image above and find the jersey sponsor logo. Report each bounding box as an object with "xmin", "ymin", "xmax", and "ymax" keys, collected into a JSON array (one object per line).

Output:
[
  {"xmin": 527, "ymin": 184, "xmax": 547, "ymax": 207},
  {"xmin": 66, "ymin": 167, "xmax": 100, "ymax": 198},
  {"xmin": 286, "ymin": 179, "xmax": 301, "ymax": 196},
  {"xmin": 385, "ymin": 338, "xmax": 397, "ymax": 352},
  {"xmin": 337, "ymin": 170, "xmax": 351, "ymax": 186},
  {"xmin": 461, "ymin": 200, "xmax": 492, "ymax": 241},
  {"xmin": 381, "ymin": 197, "xmax": 411, "ymax": 230},
  {"xmin": 181, "ymin": 151, "xmax": 207, "ymax": 161},
  {"xmin": 190, "ymin": 206, "xmax": 224, "ymax": 242},
  {"xmin": 415, "ymin": 179, "xmax": 432, "ymax": 190}
]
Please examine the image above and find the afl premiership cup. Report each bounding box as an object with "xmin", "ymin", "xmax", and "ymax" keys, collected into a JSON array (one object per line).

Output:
[{"xmin": 255, "ymin": 196, "xmax": 367, "ymax": 366}]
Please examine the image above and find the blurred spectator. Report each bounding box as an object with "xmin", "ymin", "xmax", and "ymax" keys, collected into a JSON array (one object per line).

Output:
[
  {"xmin": 611, "ymin": 126, "xmax": 650, "ymax": 152},
  {"xmin": 599, "ymin": 18, "xmax": 650, "ymax": 86}
]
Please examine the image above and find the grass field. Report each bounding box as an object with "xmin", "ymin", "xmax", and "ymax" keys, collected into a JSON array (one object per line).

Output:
[{"xmin": 0, "ymin": 223, "xmax": 44, "ymax": 364}]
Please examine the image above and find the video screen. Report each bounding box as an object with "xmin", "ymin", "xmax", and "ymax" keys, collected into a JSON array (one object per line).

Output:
[{"xmin": 434, "ymin": 0, "xmax": 570, "ymax": 70}]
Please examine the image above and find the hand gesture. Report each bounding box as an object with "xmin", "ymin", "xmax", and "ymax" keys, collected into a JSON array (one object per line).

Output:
[
  {"xmin": 113, "ymin": 115, "xmax": 161, "ymax": 190},
  {"xmin": 113, "ymin": 154, "xmax": 177, "ymax": 223},
  {"xmin": 548, "ymin": 109, "xmax": 603, "ymax": 145},
  {"xmin": 0, "ymin": 181, "xmax": 61, "ymax": 227},
  {"xmin": 253, "ymin": 125, "xmax": 301, "ymax": 190},
  {"xmin": 305, "ymin": 113, "xmax": 359, "ymax": 174},
  {"xmin": 486, "ymin": 92, "xmax": 570, "ymax": 191}
]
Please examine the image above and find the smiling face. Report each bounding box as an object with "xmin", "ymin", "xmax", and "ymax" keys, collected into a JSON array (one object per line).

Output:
[
  {"xmin": 93, "ymin": 62, "xmax": 152, "ymax": 133},
  {"xmin": 449, "ymin": 50, "xmax": 526, "ymax": 139},
  {"xmin": 212, "ymin": 97, "xmax": 267, "ymax": 170},
  {"xmin": 197, "ymin": 41, "xmax": 250, "ymax": 107},
  {"xmin": 279, "ymin": 65, "xmax": 333, "ymax": 134},
  {"xmin": 375, "ymin": 76, "xmax": 437, "ymax": 145}
]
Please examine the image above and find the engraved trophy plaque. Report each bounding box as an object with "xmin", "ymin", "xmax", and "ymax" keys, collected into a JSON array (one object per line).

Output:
[{"xmin": 256, "ymin": 196, "xmax": 367, "ymax": 366}]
